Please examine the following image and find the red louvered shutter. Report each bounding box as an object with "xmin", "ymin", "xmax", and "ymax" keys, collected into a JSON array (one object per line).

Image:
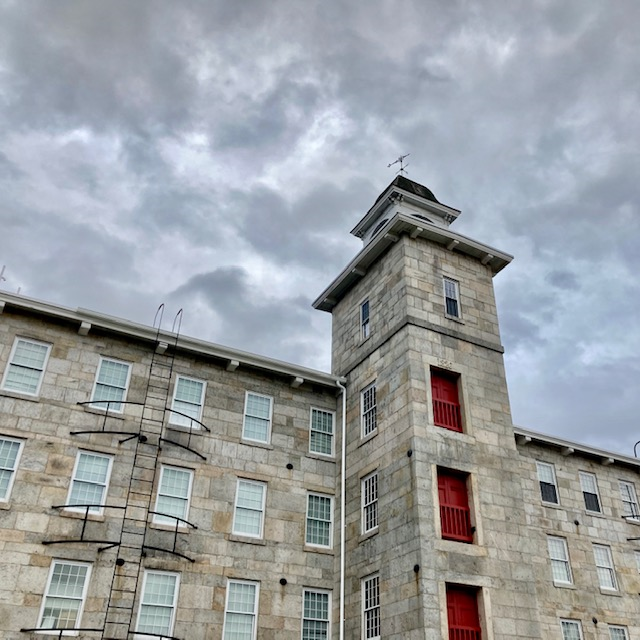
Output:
[
  {"xmin": 431, "ymin": 371, "xmax": 462, "ymax": 432},
  {"xmin": 447, "ymin": 586, "xmax": 481, "ymax": 640},
  {"xmin": 438, "ymin": 471, "xmax": 473, "ymax": 543}
]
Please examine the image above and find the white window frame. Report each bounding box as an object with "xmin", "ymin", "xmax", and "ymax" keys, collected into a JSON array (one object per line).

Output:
[
  {"xmin": 302, "ymin": 589, "xmax": 331, "ymax": 640},
  {"xmin": 37, "ymin": 560, "xmax": 92, "ymax": 634},
  {"xmin": 223, "ymin": 579, "xmax": 259, "ymax": 640},
  {"xmin": 232, "ymin": 479, "xmax": 266, "ymax": 538},
  {"xmin": 89, "ymin": 356, "xmax": 132, "ymax": 413},
  {"xmin": 361, "ymin": 383, "xmax": 377, "ymax": 438},
  {"xmin": 309, "ymin": 408, "xmax": 335, "ymax": 457},
  {"xmin": 609, "ymin": 626, "xmax": 629, "ymax": 640},
  {"xmin": 66, "ymin": 451, "xmax": 113, "ymax": 515},
  {"xmin": 0, "ymin": 435, "xmax": 24, "ymax": 502},
  {"xmin": 619, "ymin": 480, "xmax": 640, "ymax": 521},
  {"xmin": 547, "ymin": 536, "xmax": 572, "ymax": 585},
  {"xmin": 306, "ymin": 493, "xmax": 333, "ymax": 548},
  {"xmin": 536, "ymin": 461, "xmax": 559, "ymax": 505},
  {"xmin": 1, "ymin": 337, "xmax": 51, "ymax": 396},
  {"xmin": 560, "ymin": 619, "xmax": 584, "ymax": 640},
  {"xmin": 362, "ymin": 573, "xmax": 380, "ymax": 640},
  {"xmin": 579, "ymin": 471, "xmax": 601, "ymax": 513},
  {"xmin": 593, "ymin": 543, "xmax": 618, "ymax": 590},
  {"xmin": 635, "ymin": 550, "xmax": 640, "ymax": 574},
  {"xmin": 169, "ymin": 375, "xmax": 206, "ymax": 429},
  {"xmin": 360, "ymin": 299, "xmax": 370, "ymax": 340},
  {"xmin": 362, "ymin": 471, "xmax": 379, "ymax": 534},
  {"xmin": 135, "ymin": 570, "xmax": 180, "ymax": 639},
  {"xmin": 153, "ymin": 465, "xmax": 194, "ymax": 527},
  {"xmin": 241, "ymin": 391, "xmax": 273, "ymax": 444},
  {"xmin": 443, "ymin": 277, "xmax": 461, "ymax": 319}
]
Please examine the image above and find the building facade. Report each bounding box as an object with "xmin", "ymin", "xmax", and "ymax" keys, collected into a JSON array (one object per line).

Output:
[{"xmin": 1, "ymin": 176, "xmax": 639, "ymax": 640}]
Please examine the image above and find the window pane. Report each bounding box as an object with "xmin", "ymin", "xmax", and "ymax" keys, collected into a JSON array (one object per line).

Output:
[
  {"xmin": 310, "ymin": 409, "xmax": 333, "ymax": 455},
  {"xmin": 246, "ymin": 394, "xmax": 270, "ymax": 419},
  {"xmin": 307, "ymin": 495, "xmax": 331, "ymax": 546},
  {"xmin": 97, "ymin": 360, "xmax": 129, "ymax": 387},
  {"xmin": 537, "ymin": 462, "xmax": 554, "ymax": 484},
  {"xmin": 39, "ymin": 562, "xmax": 89, "ymax": 631},
  {"xmin": 303, "ymin": 591, "xmax": 329, "ymax": 640},
  {"xmin": 138, "ymin": 572, "xmax": 177, "ymax": 636},
  {"xmin": 561, "ymin": 621, "xmax": 582, "ymax": 640},
  {"xmin": 0, "ymin": 438, "xmax": 21, "ymax": 500},
  {"xmin": 5, "ymin": 366, "xmax": 43, "ymax": 394},
  {"xmin": 175, "ymin": 377, "xmax": 203, "ymax": 403},
  {"xmin": 243, "ymin": 416, "xmax": 269, "ymax": 441},
  {"xmin": 234, "ymin": 482, "xmax": 264, "ymax": 536}
]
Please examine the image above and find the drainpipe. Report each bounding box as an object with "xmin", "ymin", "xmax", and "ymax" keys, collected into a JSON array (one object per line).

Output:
[{"xmin": 336, "ymin": 379, "xmax": 347, "ymax": 640}]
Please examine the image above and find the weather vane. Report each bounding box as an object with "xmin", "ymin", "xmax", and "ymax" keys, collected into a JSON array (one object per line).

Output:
[{"xmin": 388, "ymin": 153, "xmax": 410, "ymax": 176}]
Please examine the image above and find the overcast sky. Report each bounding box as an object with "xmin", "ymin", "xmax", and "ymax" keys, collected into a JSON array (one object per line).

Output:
[{"xmin": 0, "ymin": 1, "xmax": 638, "ymax": 455}]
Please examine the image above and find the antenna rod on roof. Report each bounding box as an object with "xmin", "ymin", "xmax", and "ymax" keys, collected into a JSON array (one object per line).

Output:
[{"xmin": 387, "ymin": 154, "xmax": 410, "ymax": 176}]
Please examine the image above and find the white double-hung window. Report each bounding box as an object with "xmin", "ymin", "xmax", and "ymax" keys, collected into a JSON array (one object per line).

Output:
[
  {"xmin": 90, "ymin": 357, "xmax": 131, "ymax": 412},
  {"xmin": 233, "ymin": 479, "xmax": 266, "ymax": 538},
  {"xmin": 443, "ymin": 277, "xmax": 461, "ymax": 318},
  {"xmin": 67, "ymin": 451, "xmax": 113, "ymax": 514},
  {"xmin": 170, "ymin": 376, "xmax": 206, "ymax": 428},
  {"xmin": 579, "ymin": 471, "xmax": 601, "ymax": 513},
  {"xmin": 302, "ymin": 590, "xmax": 330, "ymax": 640},
  {"xmin": 547, "ymin": 536, "xmax": 572, "ymax": 584},
  {"xmin": 0, "ymin": 436, "xmax": 23, "ymax": 502},
  {"xmin": 306, "ymin": 493, "xmax": 333, "ymax": 548},
  {"xmin": 619, "ymin": 480, "xmax": 640, "ymax": 521},
  {"xmin": 593, "ymin": 544, "xmax": 617, "ymax": 590},
  {"xmin": 242, "ymin": 392, "xmax": 273, "ymax": 443},
  {"xmin": 136, "ymin": 571, "xmax": 180, "ymax": 639},
  {"xmin": 223, "ymin": 579, "xmax": 259, "ymax": 640},
  {"xmin": 310, "ymin": 408, "xmax": 334, "ymax": 456},
  {"xmin": 38, "ymin": 561, "xmax": 91, "ymax": 632},
  {"xmin": 362, "ymin": 574, "xmax": 380, "ymax": 640},
  {"xmin": 1, "ymin": 337, "xmax": 51, "ymax": 395},
  {"xmin": 561, "ymin": 619, "xmax": 584, "ymax": 640},
  {"xmin": 361, "ymin": 383, "xmax": 377, "ymax": 438},
  {"xmin": 536, "ymin": 461, "xmax": 559, "ymax": 504},
  {"xmin": 609, "ymin": 626, "xmax": 629, "ymax": 640},
  {"xmin": 153, "ymin": 466, "xmax": 193, "ymax": 527},
  {"xmin": 362, "ymin": 471, "xmax": 379, "ymax": 534}
]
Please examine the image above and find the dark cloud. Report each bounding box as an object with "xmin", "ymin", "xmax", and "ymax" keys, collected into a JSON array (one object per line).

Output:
[
  {"xmin": 0, "ymin": 0, "xmax": 639, "ymax": 453},
  {"xmin": 169, "ymin": 266, "xmax": 323, "ymax": 366}
]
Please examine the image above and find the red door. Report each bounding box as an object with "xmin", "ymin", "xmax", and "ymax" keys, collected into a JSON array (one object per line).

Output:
[
  {"xmin": 447, "ymin": 586, "xmax": 481, "ymax": 640},
  {"xmin": 431, "ymin": 371, "xmax": 462, "ymax": 432},
  {"xmin": 438, "ymin": 471, "xmax": 473, "ymax": 542}
]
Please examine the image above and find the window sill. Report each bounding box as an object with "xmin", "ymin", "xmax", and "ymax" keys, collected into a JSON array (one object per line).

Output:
[
  {"xmin": 307, "ymin": 452, "xmax": 336, "ymax": 463},
  {"xmin": 552, "ymin": 581, "xmax": 576, "ymax": 590},
  {"xmin": 359, "ymin": 431, "xmax": 378, "ymax": 447},
  {"xmin": 435, "ymin": 539, "xmax": 487, "ymax": 557},
  {"xmin": 229, "ymin": 534, "xmax": 266, "ymax": 546},
  {"xmin": 304, "ymin": 544, "xmax": 334, "ymax": 554},
  {"xmin": 240, "ymin": 439, "xmax": 273, "ymax": 450},
  {"xmin": 0, "ymin": 501, "xmax": 12, "ymax": 510},
  {"xmin": 166, "ymin": 423, "xmax": 203, "ymax": 433},
  {"xmin": 83, "ymin": 405, "xmax": 125, "ymax": 420},
  {"xmin": 150, "ymin": 521, "xmax": 190, "ymax": 533},
  {"xmin": 622, "ymin": 517, "xmax": 640, "ymax": 526},
  {"xmin": 599, "ymin": 587, "xmax": 621, "ymax": 597},
  {"xmin": 444, "ymin": 314, "xmax": 465, "ymax": 325},
  {"xmin": 0, "ymin": 389, "xmax": 40, "ymax": 402},
  {"xmin": 540, "ymin": 501, "xmax": 563, "ymax": 510},
  {"xmin": 61, "ymin": 509, "xmax": 105, "ymax": 522},
  {"xmin": 359, "ymin": 528, "xmax": 379, "ymax": 543}
]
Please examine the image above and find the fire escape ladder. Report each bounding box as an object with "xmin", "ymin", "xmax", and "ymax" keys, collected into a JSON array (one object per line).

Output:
[{"xmin": 102, "ymin": 305, "xmax": 185, "ymax": 640}]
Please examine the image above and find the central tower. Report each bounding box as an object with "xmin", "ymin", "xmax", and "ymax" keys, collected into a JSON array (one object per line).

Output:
[{"xmin": 314, "ymin": 176, "xmax": 543, "ymax": 640}]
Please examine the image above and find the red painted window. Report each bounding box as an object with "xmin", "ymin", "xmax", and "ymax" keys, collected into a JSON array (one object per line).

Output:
[
  {"xmin": 431, "ymin": 370, "xmax": 462, "ymax": 432},
  {"xmin": 446, "ymin": 585, "xmax": 481, "ymax": 640},
  {"xmin": 438, "ymin": 470, "xmax": 473, "ymax": 543}
]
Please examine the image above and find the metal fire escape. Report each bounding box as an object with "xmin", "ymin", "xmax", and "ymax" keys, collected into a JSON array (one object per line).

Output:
[{"xmin": 23, "ymin": 306, "xmax": 209, "ymax": 639}]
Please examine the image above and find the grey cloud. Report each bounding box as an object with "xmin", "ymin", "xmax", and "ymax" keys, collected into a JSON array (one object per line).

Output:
[{"xmin": 170, "ymin": 266, "xmax": 322, "ymax": 365}]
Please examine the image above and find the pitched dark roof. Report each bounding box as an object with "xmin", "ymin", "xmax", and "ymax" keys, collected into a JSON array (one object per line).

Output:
[{"xmin": 374, "ymin": 175, "xmax": 440, "ymax": 206}]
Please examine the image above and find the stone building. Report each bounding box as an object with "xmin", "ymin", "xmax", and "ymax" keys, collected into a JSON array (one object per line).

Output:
[{"xmin": 1, "ymin": 176, "xmax": 639, "ymax": 640}]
